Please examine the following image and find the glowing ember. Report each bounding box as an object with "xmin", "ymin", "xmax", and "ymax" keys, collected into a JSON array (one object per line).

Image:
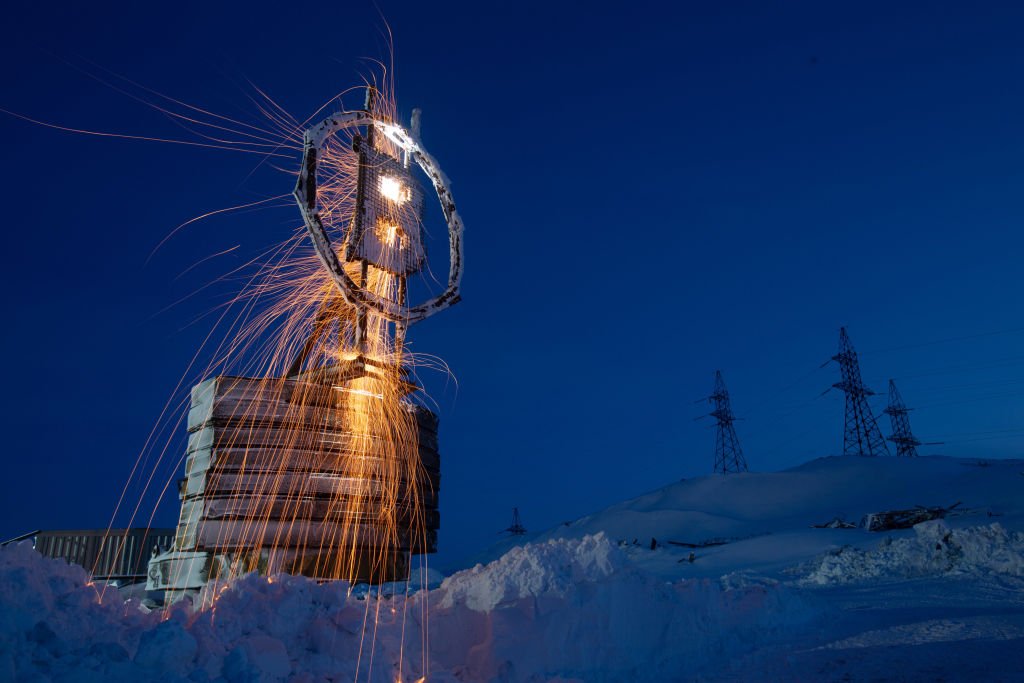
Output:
[{"xmin": 379, "ymin": 175, "xmax": 410, "ymax": 204}]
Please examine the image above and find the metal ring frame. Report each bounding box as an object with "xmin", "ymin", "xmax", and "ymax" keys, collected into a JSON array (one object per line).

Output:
[{"xmin": 293, "ymin": 111, "xmax": 463, "ymax": 324}]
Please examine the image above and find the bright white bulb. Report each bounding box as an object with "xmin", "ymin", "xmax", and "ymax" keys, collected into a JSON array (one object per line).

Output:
[{"xmin": 379, "ymin": 176, "xmax": 408, "ymax": 204}]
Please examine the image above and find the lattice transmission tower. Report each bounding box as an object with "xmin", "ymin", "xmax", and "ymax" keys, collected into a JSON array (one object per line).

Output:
[
  {"xmin": 830, "ymin": 327, "xmax": 889, "ymax": 456},
  {"xmin": 503, "ymin": 508, "xmax": 527, "ymax": 536},
  {"xmin": 706, "ymin": 371, "xmax": 748, "ymax": 474},
  {"xmin": 884, "ymin": 379, "xmax": 941, "ymax": 457}
]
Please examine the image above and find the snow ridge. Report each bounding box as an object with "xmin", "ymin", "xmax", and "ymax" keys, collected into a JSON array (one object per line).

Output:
[
  {"xmin": 802, "ymin": 521, "xmax": 1024, "ymax": 585},
  {"xmin": 436, "ymin": 532, "xmax": 625, "ymax": 611},
  {"xmin": 0, "ymin": 534, "xmax": 815, "ymax": 682}
]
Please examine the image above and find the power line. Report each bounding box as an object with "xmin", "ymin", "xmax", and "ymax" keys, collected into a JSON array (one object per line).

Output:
[{"xmin": 861, "ymin": 325, "xmax": 1024, "ymax": 356}]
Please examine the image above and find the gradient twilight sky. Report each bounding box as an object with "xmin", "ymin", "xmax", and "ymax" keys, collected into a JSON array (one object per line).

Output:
[{"xmin": 1, "ymin": 1, "xmax": 1023, "ymax": 566}]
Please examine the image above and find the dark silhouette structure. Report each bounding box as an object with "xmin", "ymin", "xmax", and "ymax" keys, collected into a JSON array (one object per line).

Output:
[
  {"xmin": 707, "ymin": 371, "xmax": 748, "ymax": 474},
  {"xmin": 830, "ymin": 328, "xmax": 889, "ymax": 456},
  {"xmin": 504, "ymin": 508, "xmax": 527, "ymax": 536},
  {"xmin": 884, "ymin": 379, "xmax": 940, "ymax": 457}
]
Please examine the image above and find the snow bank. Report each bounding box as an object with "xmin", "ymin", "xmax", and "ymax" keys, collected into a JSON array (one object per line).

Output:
[
  {"xmin": 0, "ymin": 534, "xmax": 816, "ymax": 683},
  {"xmin": 436, "ymin": 533, "xmax": 625, "ymax": 611},
  {"xmin": 802, "ymin": 521, "xmax": 1024, "ymax": 585},
  {"xmin": 414, "ymin": 533, "xmax": 816, "ymax": 682},
  {"xmin": 8, "ymin": 455, "xmax": 1023, "ymax": 682},
  {"xmin": 0, "ymin": 541, "xmax": 157, "ymax": 682}
]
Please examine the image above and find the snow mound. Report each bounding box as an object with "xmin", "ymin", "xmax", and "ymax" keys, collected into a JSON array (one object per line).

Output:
[
  {"xmin": 427, "ymin": 534, "xmax": 815, "ymax": 682},
  {"xmin": 12, "ymin": 455, "xmax": 1022, "ymax": 681},
  {"xmin": 802, "ymin": 521, "xmax": 1024, "ymax": 585},
  {"xmin": 437, "ymin": 532, "xmax": 625, "ymax": 611},
  {"xmin": 0, "ymin": 534, "xmax": 817, "ymax": 682},
  {"xmin": 0, "ymin": 541, "xmax": 156, "ymax": 682}
]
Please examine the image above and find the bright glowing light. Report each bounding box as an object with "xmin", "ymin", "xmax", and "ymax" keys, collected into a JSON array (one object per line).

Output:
[
  {"xmin": 333, "ymin": 386, "xmax": 385, "ymax": 399},
  {"xmin": 373, "ymin": 216, "xmax": 407, "ymax": 249},
  {"xmin": 379, "ymin": 175, "xmax": 410, "ymax": 204}
]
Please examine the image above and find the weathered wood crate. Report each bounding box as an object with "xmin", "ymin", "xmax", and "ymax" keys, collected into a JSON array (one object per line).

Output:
[{"xmin": 149, "ymin": 375, "xmax": 440, "ymax": 596}]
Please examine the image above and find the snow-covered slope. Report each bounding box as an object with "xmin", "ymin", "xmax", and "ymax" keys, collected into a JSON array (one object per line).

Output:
[
  {"xmin": 553, "ymin": 456, "xmax": 1021, "ymax": 540},
  {"xmin": 492, "ymin": 455, "xmax": 1024, "ymax": 579},
  {"xmin": 2, "ymin": 455, "xmax": 1023, "ymax": 682}
]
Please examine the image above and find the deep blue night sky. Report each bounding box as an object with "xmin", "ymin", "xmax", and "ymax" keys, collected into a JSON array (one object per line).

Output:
[{"xmin": 2, "ymin": 1, "xmax": 1023, "ymax": 566}]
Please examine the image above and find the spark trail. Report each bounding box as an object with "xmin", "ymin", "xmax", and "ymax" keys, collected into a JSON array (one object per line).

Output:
[
  {"xmin": 155, "ymin": 84, "xmax": 462, "ymax": 682},
  {"xmin": 5, "ymin": 56, "xmax": 462, "ymax": 682}
]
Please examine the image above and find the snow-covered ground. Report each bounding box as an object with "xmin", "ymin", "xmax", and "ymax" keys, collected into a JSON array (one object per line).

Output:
[{"xmin": 2, "ymin": 455, "xmax": 1023, "ymax": 682}]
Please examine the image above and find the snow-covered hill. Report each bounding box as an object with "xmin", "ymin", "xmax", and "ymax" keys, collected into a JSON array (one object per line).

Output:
[
  {"xmin": 2, "ymin": 455, "xmax": 1023, "ymax": 682},
  {"xmin": 504, "ymin": 455, "xmax": 1024, "ymax": 580}
]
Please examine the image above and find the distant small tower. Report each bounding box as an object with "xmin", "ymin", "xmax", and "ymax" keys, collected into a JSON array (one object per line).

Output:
[
  {"xmin": 884, "ymin": 380, "xmax": 940, "ymax": 457},
  {"xmin": 707, "ymin": 371, "xmax": 748, "ymax": 474},
  {"xmin": 831, "ymin": 328, "xmax": 889, "ymax": 456},
  {"xmin": 504, "ymin": 508, "xmax": 527, "ymax": 536}
]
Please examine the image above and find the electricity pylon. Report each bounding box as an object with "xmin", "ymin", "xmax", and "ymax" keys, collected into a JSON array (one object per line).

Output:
[
  {"xmin": 884, "ymin": 379, "xmax": 940, "ymax": 457},
  {"xmin": 707, "ymin": 371, "xmax": 748, "ymax": 474},
  {"xmin": 504, "ymin": 508, "xmax": 527, "ymax": 536},
  {"xmin": 830, "ymin": 327, "xmax": 889, "ymax": 456}
]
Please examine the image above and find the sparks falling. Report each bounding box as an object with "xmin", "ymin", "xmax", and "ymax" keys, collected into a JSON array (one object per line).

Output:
[{"xmin": 20, "ymin": 57, "xmax": 466, "ymax": 682}]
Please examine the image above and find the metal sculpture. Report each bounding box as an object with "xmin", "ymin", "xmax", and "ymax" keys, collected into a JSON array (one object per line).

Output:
[{"xmin": 149, "ymin": 88, "xmax": 462, "ymax": 601}]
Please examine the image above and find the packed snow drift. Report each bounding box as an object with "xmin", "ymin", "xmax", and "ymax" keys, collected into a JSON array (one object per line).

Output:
[
  {"xmin": 801, "ymin": 520, "xmax": 1024, "ymax": 585},
  {"xmin": 3, "ymin": 455, "xmax": 1023, "ymax": 682}
]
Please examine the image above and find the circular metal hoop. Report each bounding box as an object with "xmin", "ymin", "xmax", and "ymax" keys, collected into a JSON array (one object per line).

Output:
[{"xmin": 293, "ymin": 111, "xmax": 464, "ymax": 324}]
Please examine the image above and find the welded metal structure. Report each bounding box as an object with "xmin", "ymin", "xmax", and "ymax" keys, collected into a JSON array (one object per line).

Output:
[
  {"xmin": 884, "ymin": 379, "xmax": 940, "ymax": 457},
  {"xmin": 149, "ymin": 89, "xmax": 462, "ymax": 599},
  {"xmin": 706, "ymin": 370, "xmax": 748, "ymax": 474},
  {"xmin": 830, "ymin": 328, "xmax": 889, "ymax": 456},
  {"xmin": 294, "ymin": 91, "xmax": 463, "ymax": 328}
]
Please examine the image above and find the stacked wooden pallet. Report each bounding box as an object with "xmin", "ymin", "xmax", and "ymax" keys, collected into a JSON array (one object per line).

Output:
[{"xmin": 148, "ymin": 374, "xmax": 440, "ymax": 595}]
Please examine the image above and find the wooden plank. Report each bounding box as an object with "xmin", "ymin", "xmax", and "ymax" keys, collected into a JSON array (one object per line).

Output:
[
  {"xmin": 183, "ymin": 495, "xmax": 439, "ymax": 523},
  {"xmin": 186, "ymin": 422, "xmax": 438, "ymax": 457},
  {"xmin": 186, "ymin": 445, "xmax": 441, "ymax": 479},
  {"xmin": 191, "ymin": 519, "xmax": 436, "ymax": 552},
  {"xmin": 188, "ymin": 375, "xmax": 434, "ymax": 435},
  {"xmin": 184, "ymin": 470, "xmax": 439, "ymax": 505},
  {"xmin": 194, "ymin": 496, "xmax": 440, "ymax": 528},
  {"xmin": 176, "ymin": 498, "xmax": 438, "ymax": 551}
]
